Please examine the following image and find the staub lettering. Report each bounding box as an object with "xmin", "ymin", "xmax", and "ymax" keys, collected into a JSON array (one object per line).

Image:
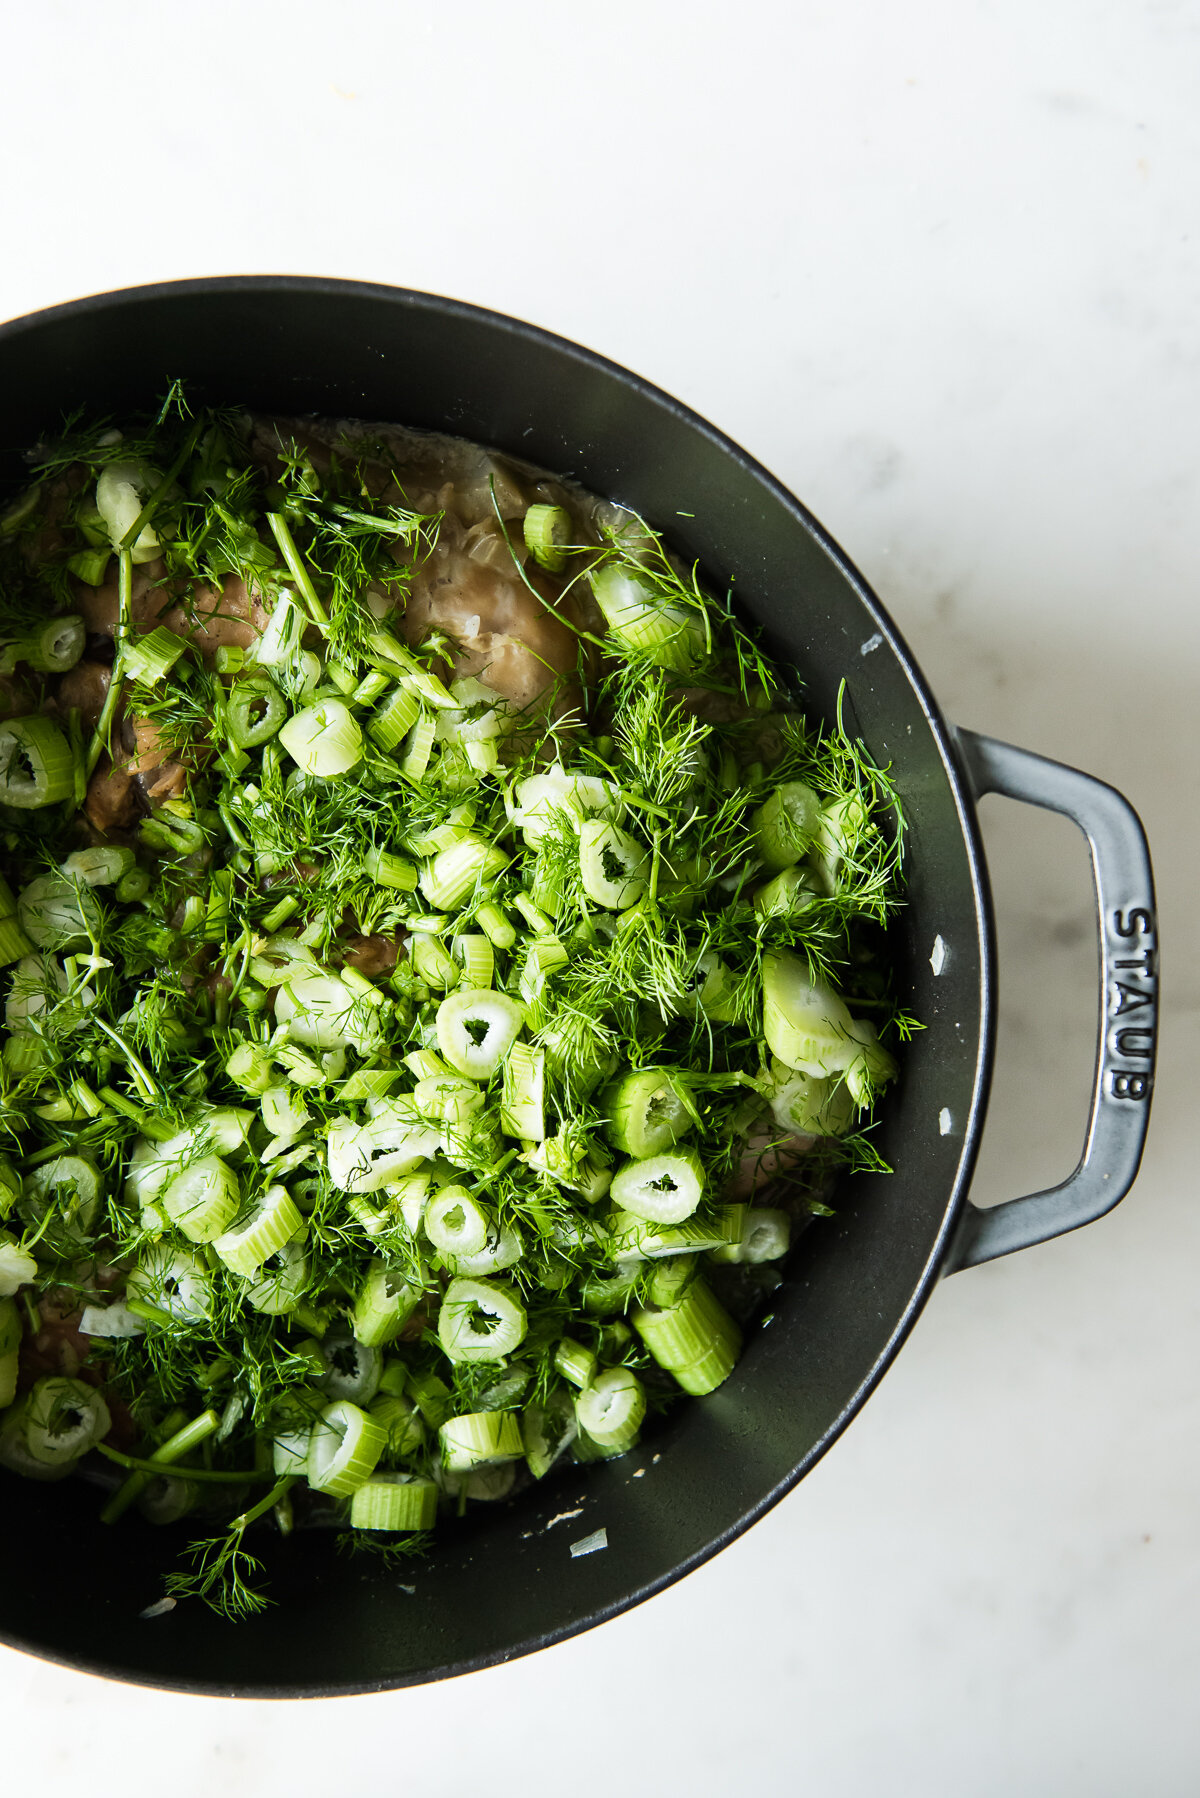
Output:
[{"xmin": 1106, "ymin": 905, "xmax": 1157, "ymax": 1099}]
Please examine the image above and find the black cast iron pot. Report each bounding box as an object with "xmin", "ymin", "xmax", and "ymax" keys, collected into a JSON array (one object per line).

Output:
[{"xmin": 0, "ymin": 279, "xmax": 1158, "ymax": 1696}]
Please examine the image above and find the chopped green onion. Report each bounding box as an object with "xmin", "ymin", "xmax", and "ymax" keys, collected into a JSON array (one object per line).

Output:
[
  {"xmin": 244, "ymin": 1236, "xmax": 309, "ymax": 1315},
  {"xmin": 124, "ymin": 626, "xmax": 189, "ymax": 686},
  {"xmin": 709, "ymin": 1206, "xmax": 791, "ymax": 1264},
  {"xmin": 632, "ymin": 1277, "xmax": 742, "ymax": 1395},
  {"xmin": 21, "ymin": 1376, "xmax": 111, "ymax": 1466},
  {"xmin": 61, "ymin": 846, "xmax": 136, "ymax": 888},
  {"xmin": 278, "ymin": 698, "xmax": 363, "ymax": 777},
  {"xmin": 609, "ymin": 1147, "xmax": 705, "ymax": 1225},
  {"xmin": 161, "ymin": 1154, "xmax": 241, "ymax": 1244},
  {"xmin": 350, "ymin": 1258, "xmax": 422, "ymax": 1348},
  {"xmin": 435, "ymin": 988, "xmax": 525, "ymax": 1080},
  {"xmin": 575, "ymin": 1367, "xmax": 645, "ymax": 1451},
  {"xmin": 762, "ymin": 951, "xmax": 864, "ymax": 1077},
  {"xmin": 368, "ymin": 1393, "xmax": 425, "ymax": 1458},
  {"xmin": 399, "ymin": 712, "xmax": 437, "ymax": 783},
  {"xmin": 579, "ymin": 819, "xmax": 649, "ymax": 910},
  {"xmin": 437, "ymin": 1277, "xmax": 527, "ymax": 1363},
  {"xmin": 591, "ymin": 562, "xmax": 705, "ymax": 672},
  {"xmin": 419, "ymin": 834, "xmax": 510, "ymax": 911},
  {"xmin": 226, "ymin": 1041, "xmax": 277, "ymax": 1095},
  {"xmin": 367, "ymin": 686, "xmax": 421, "ymax": 752},
  {"xmin": 752, "ymin": 781, "xmax": 822, "ymax": 872},
  {"xmin": 522, "ymin": 503, "xmax": 572, "ymax": 572},
  {"xmin": 363, "ymin": 846, "xmax": 419, "ymax": 891},
  {"xmin": 554, "ymin": 1338, "xmax": 597, "ymax": 1389},
  {"xmin": 66, "ymin": 546, "xmax": 110, "ymax": 585},
  {"xmin": 501, "ymin": 1041, "xmax": 546, "ymax": 1141},
  {"xmin": 350, "ymin": 1474, "xmax": 437, "ymax": 1532},
  {"xmin": 521, "ymin": 1392, "xmax": 578, "ymax": 1478},
  {"xmin": 0, "ymin": 717, "xmax": 76, "ymax": 810},
  {"xmin": 602, "ymin": 1068, "xmax": 694, "ymax": 1158},
  {"xmin": 408, "ymin": 933, "xmax": 459, "ymax": 990},
  {"xmin": 425, "ymin": 1185, "xmax": 490, "ymax": 1257},
  {"xmin": 306, "ymin": 1399, "xmax": 386, "ymax": 1496},
  {"xmin": 214, "ymin": 1184, "xmax": 304, "ymax": 1278},
  {"xmin": 227, "ymin": 678, "xmax": 287, "ymax": 749},
  {"xmin": 474, "ymin": 901, "xmax": 516, "ymax": 950},
  {"xmin": 439, "ymin": 1409, "xmax": 523, "ymax": 1472}
]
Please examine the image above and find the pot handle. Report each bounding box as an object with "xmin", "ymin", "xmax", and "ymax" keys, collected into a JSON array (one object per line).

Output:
[{"xmin": 945, "ymin": 728, "xmax": 1158, "ymax": 1272}]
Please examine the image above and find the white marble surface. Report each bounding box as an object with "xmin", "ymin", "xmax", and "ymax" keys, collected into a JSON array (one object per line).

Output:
[{"xmin": 1, "ymin": 3, "xmax": 1197, "ymax": 1791}]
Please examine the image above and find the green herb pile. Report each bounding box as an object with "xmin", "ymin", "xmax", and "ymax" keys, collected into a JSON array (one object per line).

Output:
[{"xmin": 0, "ymin": 394, "xmax": 911, "ymax": 1617}]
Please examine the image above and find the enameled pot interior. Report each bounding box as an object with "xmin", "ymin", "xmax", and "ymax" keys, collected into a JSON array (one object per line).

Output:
[{"xmin": 0, "ymin": 281, "xmax": 991, "ymax": 1695}]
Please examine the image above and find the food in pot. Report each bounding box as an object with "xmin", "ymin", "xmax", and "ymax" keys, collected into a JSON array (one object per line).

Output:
[{"xmin": 0, "ymin": 397, "xmax": 907, "ymax": 1615}]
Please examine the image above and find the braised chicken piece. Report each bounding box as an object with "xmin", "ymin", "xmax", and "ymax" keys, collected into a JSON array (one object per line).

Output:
[{"xmin": 83, "ymin": 756, "xmax": 138, "ymax": 832}]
